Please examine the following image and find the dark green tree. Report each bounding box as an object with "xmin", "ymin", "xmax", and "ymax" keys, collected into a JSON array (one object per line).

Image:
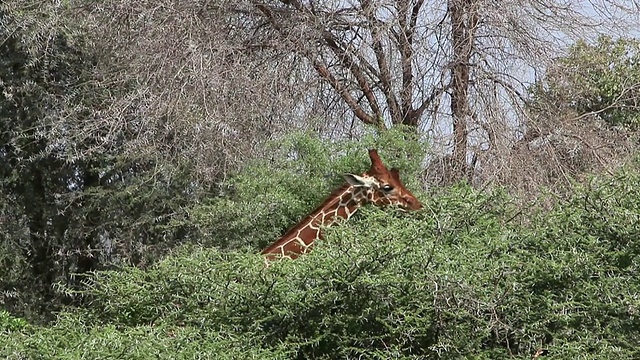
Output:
[
  {"xmin": 532, "ymin": 36, "xmax": 640, "ymax": 129},
  {"xmin": 0, "ymin": 3, "xmax": 200, "ymax": 321}
]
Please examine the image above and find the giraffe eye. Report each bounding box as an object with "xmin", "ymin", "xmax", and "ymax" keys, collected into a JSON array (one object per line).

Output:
[{"xmin": 382, "ymin": 184, "xmax": 394, "ymax": 192}]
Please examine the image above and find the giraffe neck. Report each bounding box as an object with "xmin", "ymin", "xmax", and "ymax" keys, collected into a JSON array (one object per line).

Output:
[{"xmin": 262, "ymin": 184, "xmax": 369, "ymax": 260}]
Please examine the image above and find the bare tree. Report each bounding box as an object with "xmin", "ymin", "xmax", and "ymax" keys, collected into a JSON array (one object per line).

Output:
[
  {"xmin": 69, "ymin": 0, "xmax": 321, "ymax": 183},
  {"xmin": 245, "ymin": 0, "xmax": 448, "ymax": 129},
  {"xmin": 239, "ymin": 0, "xmax": 640, "ymax": 183},
  {"xmin": 67, "ymin": 0, "xmax": 640, "ymax": 186}
]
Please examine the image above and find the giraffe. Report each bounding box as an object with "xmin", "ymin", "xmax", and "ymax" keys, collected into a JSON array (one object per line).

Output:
[{"xmin": 262, "ymin": 149, "xmax": 422, "ymax": 262}]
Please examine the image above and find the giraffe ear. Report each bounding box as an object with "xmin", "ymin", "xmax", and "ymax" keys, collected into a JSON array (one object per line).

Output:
[{"xmin": 343, "ymin": 173, "xmax": 375, "ymax": 188}]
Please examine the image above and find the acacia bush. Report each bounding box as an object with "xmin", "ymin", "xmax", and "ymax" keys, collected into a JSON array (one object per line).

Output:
[
  {"xmin": 4, "ymin": 145, "xmax": 640, "ymax": 358},
  {"xmin": 190, "ymin": 128, "xmax": 426, "ymax": 250},
  {"xmin": 1, "ymin": 311, "xmax": 291, "ymax": 359}
]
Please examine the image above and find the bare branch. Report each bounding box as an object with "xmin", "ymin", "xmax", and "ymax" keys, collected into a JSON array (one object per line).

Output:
[
  {"xmin": 322, "ymin": 30, "xmax": 383, "ymax": 122},
  {"xmin": 312, "ymin": 57, "xmax": 383, "ymax": 129},
  {"xmin": 361, "ymin": 0, "xmax": 401, "ymax": 124}
]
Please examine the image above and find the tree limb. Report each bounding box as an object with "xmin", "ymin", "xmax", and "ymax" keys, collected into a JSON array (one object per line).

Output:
[
  {"xmin": 361, "ymin": 0, "xmax": 401, "ymax": 124},
  {"xmin": 322, "ymin": 30, "xmax": 383, "ymax": 123},
  {"xmin": 312, "ymin": 57, "xmax": 385, "ymax": 129}
]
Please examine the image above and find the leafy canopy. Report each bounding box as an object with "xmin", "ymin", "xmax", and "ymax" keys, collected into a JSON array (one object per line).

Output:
[{"xmin": 532, "ymin": 36, "xmax": 640, "ymax": 129}]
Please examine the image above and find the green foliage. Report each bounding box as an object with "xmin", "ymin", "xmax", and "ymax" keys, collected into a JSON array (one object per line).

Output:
[
  {"xmin": 0, "ymin": 1, "xmax": 207, "ymax": 322},
  {"xmin": 1, "ymin": 312, "xmax": 291, "ymax": 359},
  {"xmin": 532, "ymin": 35, "xmax": 640, "ymax": 129},
  {"xmin": 191, "ymin": 127, "xmax": 427, "ymax": 250},
  {"xmin": 506, "ymin": 170, "xmax": 640, "ymax": 358},
  {"xmin": 0, "ymin": 310, "xmax": 29, "ymax": 332},
  {"xmin": 1, "ymin": 3, "xmax": 637, "ymax": 358},
  {"xmin": 10, "ymin": 166, "xmax": 636, "ymax": 359},
  {"xmin": 0, "ymin": 0, "xmax": 97, "ymax": 320}
]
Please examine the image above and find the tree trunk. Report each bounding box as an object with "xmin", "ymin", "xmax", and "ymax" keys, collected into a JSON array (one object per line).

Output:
[
  {"xmin": 23, "ymin": 167, "xmax": 56, "ymax": 314},
  {"xmin": 448, "ymin": 0, "xmax": 477, "ymax": 182}
]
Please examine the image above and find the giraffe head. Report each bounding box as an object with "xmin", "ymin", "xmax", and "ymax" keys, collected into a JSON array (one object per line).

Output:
[{"xmin": 343, "ymin": 149, "xmax": 422, "ymax": 211}]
